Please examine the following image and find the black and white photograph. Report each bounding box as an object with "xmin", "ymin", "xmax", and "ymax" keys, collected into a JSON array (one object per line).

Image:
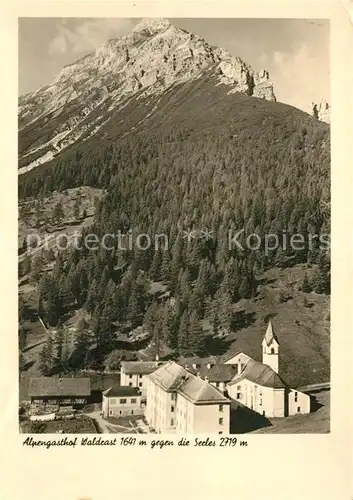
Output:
[{"xmin": 18, "ymin": 17, "xmax": 331, "ymax": 435}]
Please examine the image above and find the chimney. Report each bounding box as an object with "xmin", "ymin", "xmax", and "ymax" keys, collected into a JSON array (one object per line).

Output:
[
  {"xmin": 185, "ymin": 364, "xmax": 189, "ymax": 370},
  {"xmin": 196, "ymin": 372, "xmax": 201, "ymax": 378},
  {"xmin": 155, "ymin": 353, "xmax": 159, "ymax": 362},
  {"xmin": 205, "ymin": 376, "xmax": 209, "ymax": 383},
  {"xmin": 207, "ymin": 362, "xmax": 212, "ymax": 369},
  {"xmin": 192, "ymin": 363, "xmax": 199, "ymax": 369}
]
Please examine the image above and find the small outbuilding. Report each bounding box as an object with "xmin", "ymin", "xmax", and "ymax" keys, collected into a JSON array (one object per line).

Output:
[{"xmin": 102, "ymin": 386, "xmax": 143, "ymax": 418}]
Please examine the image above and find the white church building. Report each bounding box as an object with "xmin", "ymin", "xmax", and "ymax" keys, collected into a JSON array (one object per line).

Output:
[{"xmin": 225, "ymin": 321, "xmax": 310, "ymax": 418}]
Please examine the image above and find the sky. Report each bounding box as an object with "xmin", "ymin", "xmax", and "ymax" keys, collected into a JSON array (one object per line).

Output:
[{"xmin": 18, "ymin": 18, "xmax": 330, "ymax": 112}]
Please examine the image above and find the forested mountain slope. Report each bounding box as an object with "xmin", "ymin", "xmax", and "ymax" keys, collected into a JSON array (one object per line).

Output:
[{"xmin": 18, "ymin": 20, "xmax": 330, "ymax": 385}]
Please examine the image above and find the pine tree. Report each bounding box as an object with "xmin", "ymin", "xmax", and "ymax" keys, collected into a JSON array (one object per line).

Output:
[
  {"xmin": 149, "ymin": 249, "xmax": 162, "ymax": 280},
  {"xmin": 218, "ymin": 292, "xmax": 233, "ymax": 332},
  {"xmin": 160, "ymin": 251, "xmax": 171, "ymax": 282},
  {"xmin": 73, "ymin": 197, "xmax": 81, "ymax": 219},
  {"xmin": 144, "ymin": 301, "xmax": 159, "ymax": 334},
  {"xmin": 30, "ymin": 255, "xmax": 43, "ymax": 284},
  {"xmin": 53, "ymin": 201, "xmax": 64, "ymax": 224},
  {"xmin": 21, "ymin": 255, "xmax": 31, "ymax": 277},
  {"xmin": 301, "ymin": 272, "xmax": 312, "ymax": 292},
  {"xmin": 85, "ymin": 279, "xmax": 100, "ymax": 313},
  {"xmin": 39, "ymin": 335, "xmax": 54, "ymax": 375},
  {"xmin": 238, "ymin": 272, "xmax": 255, "ymax": 299},
  {"xmin": 19, "ymin": 325, "xmax": 26, "ymax": 351},
  {"xmin": 177, "ymin": 310, "xmax": 189, "ymax": 356},
  {"xmin": 45, "ymin": 285, "xmax": 63, "ymax": 326},
  {"xmin": 220, "ymin": 257, "xmax": 240, "ymax": 300},
  {"xmin": 70, "ymin": 318, "xmax": 91, "ymax": 369},
  {"xmin": 52, "ymin": 252, "xmax": 64, "ymax": 280},
  {"xmin": 54, "ymin": 327, "xmax": 65, "ymax": 374},
  {"xmin": 188, "ymin": 310, "xmax": 203, "ymax": 354}
]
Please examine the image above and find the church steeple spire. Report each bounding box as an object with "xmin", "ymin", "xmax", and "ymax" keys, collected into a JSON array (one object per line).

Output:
[
  {"xmin": 262, "ymin": 320, "xmax": 280, "ymax": 373},
  {"xmin": 263, "ymin": 320, "xmax": 280, "ymax": 346}
]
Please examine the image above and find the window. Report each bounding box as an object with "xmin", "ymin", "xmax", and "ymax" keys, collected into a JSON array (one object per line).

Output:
[
  {"xmin": 219, "ymin": 418, "xmax": 223, "ymax": 425},
  {"xmin": 215, "ymin": 382, "xmax": 219, "ymax": 388},
  {"xmin": 110, "ymin": 398, "xmax": 116, "ymax": 405},
  {"xmin": 271, "ymin": 348, "xmax": 275, "ymax": 354},
  {"xmin": 131, "ymin": 398, "xmax": 137, "ymax": 404},
  {"xmin": 237, "ymin": 385, "xmax": 241, "ymax": 390},
  {"xmin": 171, "ymin": 406, "xmax": 175, "ymax": 412},
  {"xmin": 259, "ymin": 399, "xmax": 262, "ymax": 406},
  {"xmin": 236, "ymin": 393, "xmax": 241, "ymax": 399},
  {"xmin": 262, "ymin": 411, "xmax": 265, "ymax": 416},
  {"xmin": 131, "ymin": 410, "xmax": 134, "ymax": 415},
  {"xmin": 219, "ymin": 431, "xmax": 223, "ymax": 435},
  {"xmin": 294, "ymin": 391, "xmax": 298, "ymax": 402},
  {"xmin": 119, "ymin": 410, "xmax": 123, "ymax": 415},
  {"xmin": 219, "ymin": 404, "xmax": 223, "ymax": 412},
  {"xmin": 297, "ymin": 407, "xmax": 301, "ymax": 412},
  {"xmin": 139, "ymin": 374, "xmax": 143, "ymax": 378},
  {"xmin": 120, "ymin": 398, "xmax": 127, "ymax": 404},
  {"xmin": 129, "ymin": 382, "xmax": 132, "ymax": 387},
  {"xmin": 139, "ymin": 382, "xmax": 143, "ymax": 387},
  {"xmin": 129, "ymin": 375, "xmax": 133, "ymax": 379},
  {"xmin": 171, "ymin": 393, "xmax": 176, "ymax": 401},
  {"xmin": 171, "ymin": 419, "xmax": 175, "ymax": 426}
]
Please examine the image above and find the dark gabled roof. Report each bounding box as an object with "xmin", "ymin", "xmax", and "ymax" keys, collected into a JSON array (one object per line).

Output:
[
  {"xmin": 148, "ymin": 361, "xmax": 230, "ymax": 404},
  {"xmin": 28, "ymin": 377, "xmax": 91, "ymax": 397},
  {"xmin": 187, "ymin": 363, "xmax": 238, "ymax": 382},
  {"xmin": 103, "ymin": 386, "xmax": 140, "ymax": 397},
  {"xmin": 228, "ymin": 359, "xmax": 287, "ymax": 389},
  {"xmin": 178, "ymin": 355, "xmax": 220, "ymax": 367},
  {"xmin": 120, "ymin": 361, "xmax": 164, "ymax": 375}
]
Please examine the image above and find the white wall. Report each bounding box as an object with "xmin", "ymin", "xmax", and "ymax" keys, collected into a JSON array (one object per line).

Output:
[
  {"xmin": 145, "ymin": 378, "xmax": 177, "ymax": 433},
  {"xmin": 227, "ymin": 379, "xmax": 285, "ymax": 418},
  {"xmin": 262, "ymin": 339, "xmax": 279, "ymax": 373},
  {"xmin": 30, "ymin": 413, "xmax": 55, "ymax": 421},
  {"xmin": 102, "ymin": 394, "xmax": 142, "ymax": 418},
  {"xmin": 288, "ymin": 389, "xmax": 310, "ymax": 415},
  {"xmin": 272, "ymin": 388, "xmax": 285, "ymax": 417},
  {"xmin": 175, "ymin": 394, "xmax": 195, "ymax": 434},
  {"xmin": 120, "ymin": 370, "xmax": 148, "ymax": 395},
  {"xmin": 192, "ymin": 402, "xmax": 230, "ymax": 434}
]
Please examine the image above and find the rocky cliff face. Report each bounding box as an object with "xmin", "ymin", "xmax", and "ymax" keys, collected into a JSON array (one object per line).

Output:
[
  {"xmin": 19, "ymin": 18, "xmax": 276, "ymax": 173},
  {"xmin": 312, "ymin": 99, "xmax": 330, "ymax": 124}
]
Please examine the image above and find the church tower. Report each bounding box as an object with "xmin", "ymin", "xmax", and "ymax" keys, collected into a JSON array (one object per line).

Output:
[{"xmin": 262, "ymin": 320, "xmax": 280, "ymax": 373}]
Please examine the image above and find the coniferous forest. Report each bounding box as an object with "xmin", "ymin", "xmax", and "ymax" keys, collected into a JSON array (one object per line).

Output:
[{"xmin": 18, "ymin": 82, "xmax": 330, "ymax": 381}]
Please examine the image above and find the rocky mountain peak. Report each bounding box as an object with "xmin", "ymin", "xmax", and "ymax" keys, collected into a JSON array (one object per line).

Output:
[
  {"xmin": 18, "ymin": 19, "xmax": 277, "ymax": 174},
  {"xmin": 132, "ymin": 18, "xmax": 171, "ymax": 34}
]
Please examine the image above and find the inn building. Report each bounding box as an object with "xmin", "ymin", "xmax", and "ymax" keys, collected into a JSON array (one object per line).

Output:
[{"xmin": 145, "ymin": 361, "xmax": 231, "ymax": 434}]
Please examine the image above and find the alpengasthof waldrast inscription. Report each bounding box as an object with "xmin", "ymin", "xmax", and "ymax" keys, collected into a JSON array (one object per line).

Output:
[
  {"xmin": 22, "ymin": 436, "xmax": 247, "ymax": 449},
  {"xmin": 22, "ymin": 437, "xmax": 117, "ymax": 449}
]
